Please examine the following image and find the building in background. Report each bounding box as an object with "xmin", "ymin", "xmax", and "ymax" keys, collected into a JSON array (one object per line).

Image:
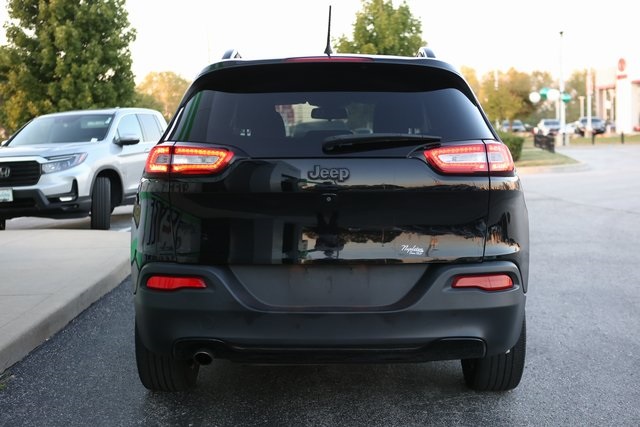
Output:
[{"xmin": 595, "ymin": 57, "xmax": 640, "ymax": 133}]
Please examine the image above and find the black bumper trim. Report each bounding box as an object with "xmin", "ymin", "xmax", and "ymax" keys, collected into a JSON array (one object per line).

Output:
[{"xmin": 174, "ymin": 337, "xmax": 486, "ymax": 363}]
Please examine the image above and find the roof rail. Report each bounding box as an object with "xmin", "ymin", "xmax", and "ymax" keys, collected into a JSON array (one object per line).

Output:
[
  {"xmin": 222, "ymin": 49, "xmax": 242, "ymax": 59},
  {"xmin": 416, "ymin": 47, "xmax": 436, "ymax": 58}
]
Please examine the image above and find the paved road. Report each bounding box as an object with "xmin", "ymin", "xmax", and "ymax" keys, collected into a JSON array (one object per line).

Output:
[{"xmin": 1, "ymin": 145, "xmax": 639, "ymax": 426}]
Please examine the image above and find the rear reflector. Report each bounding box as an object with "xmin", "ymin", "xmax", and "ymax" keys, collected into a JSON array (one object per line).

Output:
[
  {"xmin": 145, "ymin": 145, "xmax": 234, "ymax": 175},
  {"xmin": 452, "ymin": 274, "xmax": 514, "ymax": 291},
  {"xmin": 146, "ymin": 276, "xmax": 207, "ymax": 291},
  {"xmin": 424, "ymin": 142, "xmax": 514, "ymax": 175}
]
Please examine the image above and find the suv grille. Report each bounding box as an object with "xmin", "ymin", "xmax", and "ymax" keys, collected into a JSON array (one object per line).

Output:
[{"xmin": 0, "ymin": 161, "xmax": 41, "ymax": 186}]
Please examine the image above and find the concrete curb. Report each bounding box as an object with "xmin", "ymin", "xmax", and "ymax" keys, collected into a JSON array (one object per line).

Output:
[{"xmin": 0, "ymin": 230, "xmax": 130, "ymax": 374}]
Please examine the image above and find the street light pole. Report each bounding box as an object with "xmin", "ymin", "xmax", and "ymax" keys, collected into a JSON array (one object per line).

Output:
[
  {"xmin": 579, "ymin": 95, "xmax": 585, "ymax": 118},
  {"xmin": 587, "ymin": 67, "xmax": 592, "ymax": 134},
  {"xmin": 559, "ymin": 31, "xmax": 567, "ymax": 146}
]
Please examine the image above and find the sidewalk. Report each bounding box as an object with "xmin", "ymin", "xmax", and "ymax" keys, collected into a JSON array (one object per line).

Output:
[
  {"xmin": 0, "ymin": 229, "xmax": 130, "ymax": 373},
  {"xmin": 516, "ymin": 161, "xmax": 589, "ymax": 175}
]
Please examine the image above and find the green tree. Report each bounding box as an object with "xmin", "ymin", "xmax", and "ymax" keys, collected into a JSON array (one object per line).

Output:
[
  {"xmin": 477, "ymin": 68, "xmax": 546, "ymax": 127},
  {"xmin": 335, "ymin": 0, "xmax": 425, "ymax": 56},
  {"xmin": 565, "ymin": 69, "xmax": 588, "ymax": 121},
  {"xmin": 504, "ymin": 68, "xmax": 539, "ymax": 123},
  {"xmin": 133, "ymin": 91, "xmax": 164, "ymax": 116},
  {"xmin": 0, "ymin": 0, "xmax": 137, "ymax": 133},
  {"xmin": 527, "ymin": 70, "xmax": 556, "ymax": 124},
  {"xmin": 479, "ymin": 70, "xmax": 523, "ymax": 126},
  {"xmin": 136, "ymin": 72, "xmax": 190, "ymax": 120},
  {"xmin": 529, "ymin": 70, "xmax": 554, "ymax": 93},
  {"xmin": 460, "ymin": 66, "xmax": 481, "ymax": 98}
]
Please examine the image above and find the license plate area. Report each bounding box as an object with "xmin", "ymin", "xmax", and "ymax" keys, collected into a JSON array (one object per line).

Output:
[{"xmin": 0, "ymin": 188, "xmax": 13, "ymax": 202}]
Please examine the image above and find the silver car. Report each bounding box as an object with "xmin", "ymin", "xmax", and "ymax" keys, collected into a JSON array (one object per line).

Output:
[
  {"xmin": 535, "ymin": 118, "xmax": 561, "ymax": 136},
  {"xmin": 0, "ymin": 108, "xmax": 166, "ymax": 230}
]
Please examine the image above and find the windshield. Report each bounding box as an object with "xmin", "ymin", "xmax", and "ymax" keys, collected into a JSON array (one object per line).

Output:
[
  {"xmin": 168, "ymin": 89, "xmax": 494, "ymax": 157},
  {"xmin": 9, "ymin": 114, "xmax": 114, "ymax": 146}
]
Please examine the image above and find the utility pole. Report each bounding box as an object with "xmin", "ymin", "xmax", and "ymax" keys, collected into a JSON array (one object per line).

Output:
[
  {"xmin": 559, "ymin": 31, "xmax": 567, "ymax": 146},
  {"xmin": 579, "ymin": 96, "xmax": 585, "ymax": 118},
  {"xmin": 587, "ymin": 68, "xmax": 592, "ymax": 133},
  {"xmin": 494, "ymin": 69, "xmax": 499, "ymax": 128}
]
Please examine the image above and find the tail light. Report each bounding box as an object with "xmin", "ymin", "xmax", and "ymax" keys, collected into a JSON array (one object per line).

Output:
[
  {"xmin": 145, "ymin": 145, "xmax": 234, "ymax": 175},
  {"xmin": 146, "ymin": 275, "xmax": 207, "ymax": 291},
  {"xmin": 424, "ymin": 142, "xmax": 514, "ymax": 175},
  {"xmin": 452, "ymin": 274, "xmax": 514, "ymax": 291}
]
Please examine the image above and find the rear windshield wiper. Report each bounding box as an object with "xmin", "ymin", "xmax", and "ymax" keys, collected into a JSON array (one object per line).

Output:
[{"xmin": 322, "ymin": 133, "xmax": 442, "ymax": 154}]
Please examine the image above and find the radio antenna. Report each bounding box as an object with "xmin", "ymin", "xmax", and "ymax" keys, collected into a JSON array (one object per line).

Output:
[{"xmin": 324, "ymin": 5, "xmax": 333, "ymax": 56}]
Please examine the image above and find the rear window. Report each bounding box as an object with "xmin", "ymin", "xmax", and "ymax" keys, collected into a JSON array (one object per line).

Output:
[{"xmin": 167, "ymin": 64, "xmax": 494, "ymax": 157}]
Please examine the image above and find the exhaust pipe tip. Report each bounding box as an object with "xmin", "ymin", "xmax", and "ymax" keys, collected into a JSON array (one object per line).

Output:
[{"xmin": 193, "ymin": 350, "xmax": 214, "ymax": 366}]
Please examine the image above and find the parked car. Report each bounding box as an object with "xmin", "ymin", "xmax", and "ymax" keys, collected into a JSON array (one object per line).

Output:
[
  {"xmin": 132, "ymin": 48, "xmax": 529, "ymax": 392},
  {"xmin": 0, "ymin": 108, "xmax": 167, "ymax": 230},
  {"xmin": 606, "ymin": 120, "xmax": 616, "ymax": 133},
  {"xmin": 563, "ymin": 122, "xmax": 576, "ymax": 134},
  {"xmin": 500, "ymin": 119, "xmax": 527, "ymax": 133},
  {"xmin": 574, "ymin": 116, "xmax": 606, "ymax": 136},
  {"xmin": 535, "ymin": 118, "xmax": 561, "ymax": 136}
]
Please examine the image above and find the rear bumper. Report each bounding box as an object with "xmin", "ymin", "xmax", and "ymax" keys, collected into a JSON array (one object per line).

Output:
[{"xmin": 134, "ymin": 261, "xmax": 526, "ymax": 363}]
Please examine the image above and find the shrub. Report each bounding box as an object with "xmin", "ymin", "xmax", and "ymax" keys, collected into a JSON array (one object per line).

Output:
[{"xmin": 497, "ymin": 131, "xmax": 524, "ymax": 162}]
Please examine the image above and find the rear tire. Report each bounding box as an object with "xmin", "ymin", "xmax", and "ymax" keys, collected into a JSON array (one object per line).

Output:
[
  {"xmin": 90, "ymin": 176, "xmax": 111, "ymax": 230},
  {"xmin": 0, "ymin": 218, "xmax": 5, "ymax": 230},
  {"xmin": 461, "ymin": 318, "xmax": 526, "ymax": 391},
  {"xmin": 135, "ymin": 323, "xmax": 199, "ymax": 392}
]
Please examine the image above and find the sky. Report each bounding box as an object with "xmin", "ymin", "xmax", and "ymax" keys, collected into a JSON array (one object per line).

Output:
[{"xmin": 0, "ymin": 0, "xmax": 635, "ymax": 83}]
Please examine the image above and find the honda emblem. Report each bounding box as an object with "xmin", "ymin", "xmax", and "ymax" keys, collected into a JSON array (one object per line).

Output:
[{"xmin": 0, "ymin": 166, "xmax": 11, "ymax": 179}]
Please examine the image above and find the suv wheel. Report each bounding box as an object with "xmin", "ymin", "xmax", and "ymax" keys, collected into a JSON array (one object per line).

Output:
[
  {"xmin": 90, "ymin": 176, "xmax": 111, "ymax": 230},
  {"xmin": 135, "ymin": 323, "xmax": 199, "ymax": 391},
  {"xmin": 461, "ymin": 318, "xmax": 526, "ymax": 391},
  {"xmin": 0, "ymin": 218, "xmax": 5, "ymax": 230}
]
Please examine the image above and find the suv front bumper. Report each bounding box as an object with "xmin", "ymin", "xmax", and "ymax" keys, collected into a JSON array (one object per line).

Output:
[
  {"xmin": 0, "ymin": 160, "xmax": 94, "ymax": 220},
  {"xmin": 0, "ymin": 187, "xmax": 91, "ymax": 219}
]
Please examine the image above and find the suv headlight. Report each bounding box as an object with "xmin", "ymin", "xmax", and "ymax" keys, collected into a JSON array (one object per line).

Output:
[{"xmin": 41, "ymin": 153, "xmax": 88, "ymax": 174}]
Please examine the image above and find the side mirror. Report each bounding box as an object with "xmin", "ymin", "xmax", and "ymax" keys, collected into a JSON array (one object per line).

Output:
[
  {"xmin": 115, "ymin": 134, "xmax": 140, "ymax": 146},
  {"xmin": 0, "ymin": 140, "xmax": 8, "ymax": 147}
]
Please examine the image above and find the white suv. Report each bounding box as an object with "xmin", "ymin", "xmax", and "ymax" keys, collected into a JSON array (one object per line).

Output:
[
  {"xmin": 535, "ymin": 118, "xmax": 561, "ymax": 136},
  {"xmin": 0, "ymin": 108, "xmax": 166, "ymax": 230}
]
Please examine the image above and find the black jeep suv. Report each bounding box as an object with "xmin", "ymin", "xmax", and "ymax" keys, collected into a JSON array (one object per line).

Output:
[{"xmin": 131, "ymin": 48, "xmax": 529, "ymax": 392}]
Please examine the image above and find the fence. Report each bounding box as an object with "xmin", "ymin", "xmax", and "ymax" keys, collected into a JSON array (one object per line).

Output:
[{"xmin": 533, "ymin": 133, "xmax": 555, "ymax": 153}]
